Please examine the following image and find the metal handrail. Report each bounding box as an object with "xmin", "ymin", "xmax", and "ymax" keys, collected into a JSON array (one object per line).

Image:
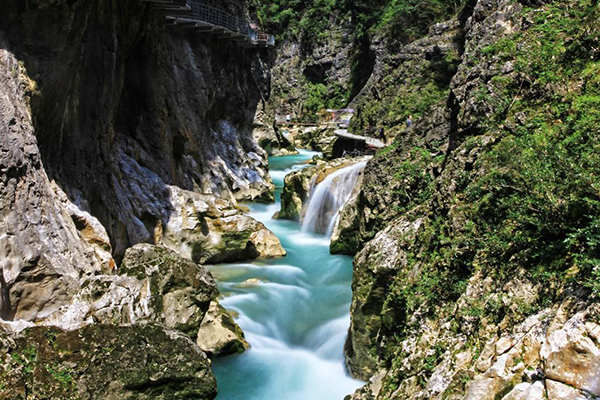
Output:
[
  {"xmin": 188, "ymin": 2, "xmax": 248, "ymax": 33},
  {"xmin": 342, "ymin": 149, "xmax": 364, "ymax": 157},
  {"xmin": 163, "ymin": 1, "xmax": 275, "ymax": 46}
]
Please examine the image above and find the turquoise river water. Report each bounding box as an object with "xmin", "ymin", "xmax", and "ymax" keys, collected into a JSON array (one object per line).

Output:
[{"xmin": 211, "ymin": 150, "xmax": 364, "ymax": 400}]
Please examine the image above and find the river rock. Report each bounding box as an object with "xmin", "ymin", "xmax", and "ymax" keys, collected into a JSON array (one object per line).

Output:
[
  {"xmin": 196, "ymin": 301, "xmax": 250, "ymax": 357},
  {"xmin": 0, "ymin": 323, "xmax": 217, "ymax": 400},
  {"xmin": 249, "ymin": 228, "xmax": 288, "ymax": 258},
  {"xmin": 42, "ymin": 244, "xmax": 219, "ymax": 336},
  {"xmin": 158, "ymin": 186, "xmax": 285, "ymax": 264},
  {"xmin": 330, "ymin": 164, "xmax": 365, "ymax": 254}
]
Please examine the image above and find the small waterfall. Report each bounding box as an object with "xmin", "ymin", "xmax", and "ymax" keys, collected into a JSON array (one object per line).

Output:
[{"xmin": 302, "ymin": 162, "xmax": 366, "ymax": 237}]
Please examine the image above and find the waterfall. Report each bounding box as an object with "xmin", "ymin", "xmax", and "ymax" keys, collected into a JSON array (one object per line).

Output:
[
  {"xmin": 302, "ymin": 162, "xmax": 366, "ymax": 237},
  {"xmin": 212, "ymin": 151, "xmax": 365, "ymax": 400}
]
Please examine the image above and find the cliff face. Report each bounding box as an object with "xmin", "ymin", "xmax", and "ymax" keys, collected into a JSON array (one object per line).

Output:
[
  {"xmin": 338, "ymin": 0, "xmax": 600, "ymax": 399},
  {"xmin": 0, "ymin": 0, "xmax": 274, "ymax": 259},
  {"xmin": 0, "ymin": 41, "xmax": 109, "ymax": 323}
]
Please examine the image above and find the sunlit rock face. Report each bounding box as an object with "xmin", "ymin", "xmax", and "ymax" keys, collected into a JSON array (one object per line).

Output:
[
  {"xmin": 0, "ymin": 41, "xmax": 112, "ymax": 323},
  {"xmin": 43, "ymin": 244, "xmax": 219, "ymax": 334},
  {"xmin": 196, "ymin": 301, "xmax": 250, "ymax": 357}
]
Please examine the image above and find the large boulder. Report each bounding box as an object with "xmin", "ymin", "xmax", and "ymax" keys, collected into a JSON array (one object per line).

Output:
[
  {"xmin": 196, "ymin": 301, "xmax": 250, "ymax": 357},
  {"xmin": 42, "ymin": 244, "xmax": 218, "ymax": 335},
  {"xmin": 345, "ymin": 217, "xmax": 425, "ymax": 380},
  {"xmin": 0, "ymin": 323, "xmax": 217, "ymax": 400},
  {"xmin": 158, "ymin": 187, "xmax": 285, "ymax": 264}
]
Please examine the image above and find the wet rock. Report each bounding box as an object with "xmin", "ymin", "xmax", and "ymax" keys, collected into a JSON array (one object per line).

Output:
[
  {"xmin": 0, "ymin": 323, "xmax": 217, "ymax": 400},
  {"xmin": 249, "ymin": 228, "xmax": 287, "ymax": 259},
  {"xmin": 330, "ymin": 166, "xmax": 364, "ymax": 254},
  {"xmin": 196, "ymin": 301, "xmax": 249, "ymax": 357},
  {"xmin": 278, "ymin": 157, "xmax": 369, "ymax": 222},
  {"xmin": 291, "ymin": 126, "xmax": 338, "ymax": 158}
]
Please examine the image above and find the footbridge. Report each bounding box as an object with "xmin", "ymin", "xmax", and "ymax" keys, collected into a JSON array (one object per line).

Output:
[
  {"xmin": 334, "ymin": 129, "xmax": 385, "ymax": 149},
  {"xmin": 143, "ymin": 0, "xmax": 275, "ymax": 48}
]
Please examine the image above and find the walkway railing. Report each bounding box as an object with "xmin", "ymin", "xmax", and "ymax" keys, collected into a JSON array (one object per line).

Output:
[
  {"xmin": 144, "ymin": 0, "xmax": 275, "ymax": 47},
  {"xmin": 342, "ymin": 149, "xmax": 364, "ymax": 157},
  {"xmin": 188, "ymin": 2, "xmax": 246, "ymax": 33}
]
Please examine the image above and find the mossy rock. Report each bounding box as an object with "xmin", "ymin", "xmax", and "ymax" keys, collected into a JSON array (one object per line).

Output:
[{"xmin": 0, "ymin": 323, "xmax": 217, "ymax": 400}]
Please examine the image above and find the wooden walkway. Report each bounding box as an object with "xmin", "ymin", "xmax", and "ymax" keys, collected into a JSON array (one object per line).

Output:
[
  {"xmin": 143, "ymin": 0, "xmax": 275, "ymax": 48},
  {"xmin": 334, "ymin": 129, "xmax": 385, "ymax": 149}
]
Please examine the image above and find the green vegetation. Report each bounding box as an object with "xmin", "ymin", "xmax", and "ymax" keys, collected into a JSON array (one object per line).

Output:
[
  {"xmin": 391, "ymin": 147, "xmax": 438, "ymax": 214},
  {"xmin": 251, "ymin": 0, "xmax": 341, "ymax": 43},
  {"xmin": 251, "ymin": 0, "xmax": 466, "ymax": 43},
  {"xmin": 463, "ymin": 0, "xmax": 600, "ymax": 292},
  {"xmin": 376, "ymin": 0, "xmax": 467, "ymax": 43},
  {"xmin": 46, "ymin": 363, "xmax": 76, "ymax": 390},
  {"xmin": 10, "ymin": 345, "xmax": 37, "ymax": 374},
  {"xmin": 358, "ymin": 1, "xmax": 599, "ymax": 388},
  {"xmin": 253, "ymin": 0, "xmax": 466, "ymax": 120},
  {"xmin": 303, "ymin": 81, "xmax": 350, "ymax": 115}
]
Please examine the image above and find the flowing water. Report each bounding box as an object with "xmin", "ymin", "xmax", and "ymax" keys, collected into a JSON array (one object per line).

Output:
[
  {"xmin": 302, "ymin": 162, "xmax": 367, "ymax": 236},
  {"xmin": 211, "ymin": 150, "xmax": 365, "ymax": 400}
]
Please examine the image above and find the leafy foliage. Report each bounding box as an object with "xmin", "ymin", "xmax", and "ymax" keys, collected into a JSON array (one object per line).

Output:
[
  {"xmin": 251, "ymin": 0, "xmax": 466, "ymax": 43},
  {"xmin": 372, "ymin": 0, "xmax": 600, "ymax": 355}
]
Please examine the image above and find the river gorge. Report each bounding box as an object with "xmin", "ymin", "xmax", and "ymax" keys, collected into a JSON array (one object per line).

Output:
[
  {"xmin": 213, "ymin": 151, "xmax": 365, "ymax": 400},
  {"xmin": 1, "ymin": 0, "xmax": 599, "ymax": 399}
]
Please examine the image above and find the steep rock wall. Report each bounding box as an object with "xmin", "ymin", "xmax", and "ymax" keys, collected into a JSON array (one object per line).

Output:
[
  {"xmin": 343, "ymin": 0, "xmax": 600, "ymax": 399},
  {"xmin": 0, "ymin": 39, "xmax": 110, "ymax": 323},
  {"xmin": 0, "ymin": 0, "xmax": 274, "ymax": 259}
]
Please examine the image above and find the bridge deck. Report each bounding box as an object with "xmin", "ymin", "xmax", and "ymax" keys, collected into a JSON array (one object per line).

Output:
[{"xmin": 334, "ymin": 129, "xmax": 385, "ymax": 149}]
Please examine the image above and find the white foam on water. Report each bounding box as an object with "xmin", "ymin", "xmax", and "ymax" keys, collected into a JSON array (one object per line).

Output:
[
  {"xmin": 302, "ymin": 162, "xmax": 367, "ymax": 236},
  {"xmin": 213, "ymin": 152, "xmax": 365, "ymax": 400}
]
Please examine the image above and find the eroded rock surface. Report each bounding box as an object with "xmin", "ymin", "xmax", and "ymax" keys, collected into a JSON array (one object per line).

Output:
[
  {"xmin": 0, "ymin": 40, "xmax": 111, "ymax": 323},
  {"xmin": 158, "ymin": 187, "xmax": 285, "ymax": 264},
  {"xmin": 196, "ymin": 301, "xmax": 250, "ymax": 357},
  {"xmin": 41, "ymin": 244, "xmax": 217, "ymax": 334},
  {"xmin": 0, "ymin": 0, "xmax": 275, "ymax": 261}
]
